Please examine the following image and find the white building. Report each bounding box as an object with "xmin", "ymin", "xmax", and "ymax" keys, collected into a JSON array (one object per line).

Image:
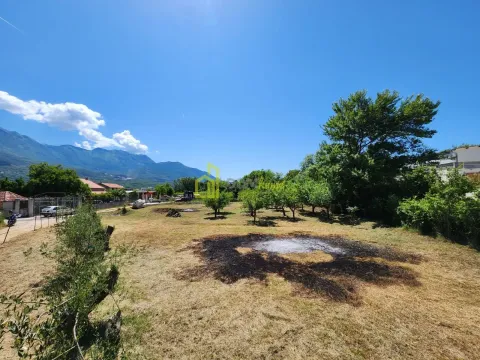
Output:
[{"xmin": 437, "ymin": 146, "xmax": 480, "ymax": 178}]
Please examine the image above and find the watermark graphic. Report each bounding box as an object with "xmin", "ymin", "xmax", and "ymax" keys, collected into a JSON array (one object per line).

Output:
[{"xmin": 196, "ymin": 163, "xmax": 220, "ymax": 199}]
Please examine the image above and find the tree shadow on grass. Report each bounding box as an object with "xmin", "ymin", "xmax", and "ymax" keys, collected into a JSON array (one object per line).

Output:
[
  {"xmin": 204, "ymin": 211, "xmax": 235, "ymax": 220},
  {"xmin": 263, "ymin": 216, "xmax": 305, "ymax": 223},
  {"xmin": 179, "ymin": 234, "xmax": 421, "ymax": 305},
  {"xmin": 206, "ymin": 211, "xmax": 236, "ymax": 216},
  {"xmin": 246, "ymin": 219, "xmax": 277, "ymax": 227},
  {"xmin": 299, "ymin": 210, "xmax": 366, "ymax": 226},
  {"xmin": 204, "ymin": 215, "xmax": 227, "ymax": 220}
]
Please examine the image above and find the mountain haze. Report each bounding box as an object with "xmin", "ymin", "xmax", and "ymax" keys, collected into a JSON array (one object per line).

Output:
[{"xmin": 0, "ymin": 128, "xmax": 208, "ymax": 187}]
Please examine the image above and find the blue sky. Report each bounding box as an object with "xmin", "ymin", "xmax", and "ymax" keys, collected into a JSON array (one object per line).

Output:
[{"xmin": 0, "ymin": 0, "xmax": 479, "ymax": 179}]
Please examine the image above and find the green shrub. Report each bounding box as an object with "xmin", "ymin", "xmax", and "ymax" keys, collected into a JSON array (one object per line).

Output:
[
  {"xmin": 398, "ymin": 170, "xmax": 480, "ymax": 248},
  {"xmin": 0, "ymin": 204, "xmax": 123, "ymax": 359},
  {"xmin": 0, "ymin": 213, "xmax": 4, "ymax": 228},
  {"xmin": 397, "ymin": 197, "xmax": 435, "ymax": 234}
]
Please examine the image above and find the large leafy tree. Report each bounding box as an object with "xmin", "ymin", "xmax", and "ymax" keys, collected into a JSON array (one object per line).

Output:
[
  {"xmin": 306, "ymin": 90, "xmax": 440, "ymax": 217},
  {"xmin": 26, "ymin": 163, "xmax": 90, "ymax": 196}
]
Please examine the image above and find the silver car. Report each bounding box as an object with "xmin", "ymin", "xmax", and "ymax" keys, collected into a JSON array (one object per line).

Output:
[{"xmin": 41, "ymin": 206, "xmax": 74, "ymax": 217}]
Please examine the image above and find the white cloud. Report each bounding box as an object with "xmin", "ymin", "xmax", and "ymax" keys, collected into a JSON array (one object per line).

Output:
[
  {"xmin": 113, "ymin": 130, "xmax": 148, "ymax": 154},
  {"xmin": 74, "ymin": 141, "xmax": 93, "ymax": 150},
  {"xmin": 0, "ymin": 91, "xmax": 148, "ymax": 154}
]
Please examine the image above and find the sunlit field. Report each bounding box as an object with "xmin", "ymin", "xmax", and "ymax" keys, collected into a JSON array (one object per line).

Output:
[{"xmin": 1, "ymin": 202, "xmax": 480, "ymax": 359}]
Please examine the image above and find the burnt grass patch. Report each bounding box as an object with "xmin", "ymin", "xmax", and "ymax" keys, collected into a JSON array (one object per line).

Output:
[{"xmin": 180, "ymin": 233, "xmax": 421, "ymax": 305}]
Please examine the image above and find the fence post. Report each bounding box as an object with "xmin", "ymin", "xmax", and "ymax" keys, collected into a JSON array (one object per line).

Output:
[
  {"xmin": 28, "ymin": 198, "xmax": 34, "ymax": 217},
  {"xmin": 14, "ymin": 199, "xmax": 20, "ymax": 214}
]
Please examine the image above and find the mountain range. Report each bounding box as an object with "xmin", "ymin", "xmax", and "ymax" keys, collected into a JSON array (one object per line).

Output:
[{"xmin": 0, "ymin": 127, "xmax": 208, "ymax": 187}]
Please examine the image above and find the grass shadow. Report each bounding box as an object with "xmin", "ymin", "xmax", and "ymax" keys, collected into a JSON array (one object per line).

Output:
[
  {"xmin": 204, "ymin": 215, "xmax": 227, "ymax": 220},
  {"xmin": 298, "ymin": 210, "xmax": 367, "ymax": 226},
  {"xmin": 247, "ymin": 219, "xmax": 277, "ymax": 227},
  {"xmin": 263, "ymin": 216, "xmax": 305, "ymax": 223},
  {"xmin": 182, "ymin": 234, "xmax": 421, "ymax": 305},
  {"xmin": 206, "ymin": 211, "xmax": 235, "ymax": 216}
]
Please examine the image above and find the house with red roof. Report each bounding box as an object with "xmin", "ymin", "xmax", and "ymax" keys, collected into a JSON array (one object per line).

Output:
[
  {"xmin": 100, "ymin": 183, "xmax": 124, "ymax": 190},
  {"xmin": 80, "ymin": 178, "xmax": 106, "ymax": 193},
  {"xmin": 0, "ymin": 191, "xmax": 29, "ymax": 217},
  {"xmin": 0, "ymin": 191, "xmax": 28, "ymax": 206}
]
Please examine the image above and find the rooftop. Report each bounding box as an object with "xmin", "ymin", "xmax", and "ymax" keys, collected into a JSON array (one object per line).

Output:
[
  {"xmin": 0, "ymin": 191, "xmax": 28, "ymax": 202},
  {"xmin": 100, "ymin": 183, "xmax": 124, "ymax": 189},
  {"xmin": 80, "ymin": 178, "xmax": 106, "ymax": 192}
]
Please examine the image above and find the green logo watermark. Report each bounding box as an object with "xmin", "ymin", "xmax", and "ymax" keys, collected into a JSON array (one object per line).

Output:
[{"xmin": 195, "ymin": 163, "xmax": 220, "ymax": 199}]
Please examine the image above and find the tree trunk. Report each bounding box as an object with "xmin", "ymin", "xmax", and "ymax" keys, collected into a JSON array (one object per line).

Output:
[
  {"xmin": 253, "ymin": 210, "xmax": 256, "ymax": 224},
  {"xmin": 291, "ymin": 208, "xmax": 295, "ymax": 220},
  {"xmin": 282, "ymin": 207, "xmax": 286, "ymax": 217},
  {"xmin": 312, "ymin": 206, "xmax": 315, "ymax": 213},
  {"xmin": 214, "ymin": 209, "xmax": 218, "ymax": 218},
  {"xmin": 326, "ymin": 207, "xmax": 330, "ymax": 219}
]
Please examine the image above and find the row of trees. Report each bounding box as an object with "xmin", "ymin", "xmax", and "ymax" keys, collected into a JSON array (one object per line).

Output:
[
  {"xmin": 239, "ymin": 178, "xmax": 332, "ymax": 223},
  {"xmin": 201, "ymin": 177, "xmax": 333, "ymax": 223},
  {"xmin": 230, "ymin": 90, "xmax": 480, "ymax": 247}
]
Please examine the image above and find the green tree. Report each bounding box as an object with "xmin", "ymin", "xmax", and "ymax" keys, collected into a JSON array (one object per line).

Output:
[
  {"xmin": 173, "ymin": 177, "xmax": 197, "ymax": 192},
  {"xmin": 26, "ymin": 163, "xmax": 89, "ymax": 196},
  {"xmin": 283, "ymin": 182, "xmax": 302, "ymax": 220},
  {"xmin": 239, "ymin": 169, "xmax": 282, "ymax": 190},
  {"xmin": 283, "ymin": 170, "xmax": 300, "ymax": 182},
  {"xmin": 128, "ymin": 190, "xmax": 139, "ymax": 202},
  {"xmin": 164, "ymin": 183, "xmax": 174, "ymax": 196},
  {"xmin": 155, "ymin": 184, "xmax": 167, "ymax": 197},
  {"xmin": 203, "ymin": 192, "xmax": 232, "ymax": 218},
  {"xmin": 239, "ymin": 189, "xmax": 264, "ymax": 224},
  {"xmin": 257, "ymin": 180, "xmax": 287, "ymax": 215},
  {"xmin": 298, "ymin": 178, "xmax": 332, "ymax": 215},
  {"xmin": 309, "ymin": 181, "xmax": 333, "ymax": 216},
  {"xmin": 0, "ymin": 177, "xmax": 26, "ymax": 195},
  {"xmin": 307, "ymin": 90, "xmax": 440, "ymax": 219},
  {"xmin": 109, "ymin": 188, "xmax": 126, "ymax": 201}
]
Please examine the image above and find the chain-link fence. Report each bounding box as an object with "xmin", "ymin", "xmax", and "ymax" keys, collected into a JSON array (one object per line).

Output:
[{"xmin": 31, "ymin": 194, "xmax": 80, "ymax": 232}]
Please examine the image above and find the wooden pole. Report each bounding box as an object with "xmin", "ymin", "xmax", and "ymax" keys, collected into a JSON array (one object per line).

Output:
[{"xmin": 2, "ymin": 225, "xmax": 11, "ymax": 244}]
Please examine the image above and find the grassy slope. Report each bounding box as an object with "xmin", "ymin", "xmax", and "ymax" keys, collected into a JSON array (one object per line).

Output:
[{"xmin": 1, "ymin": 203, "xmax": 480, "ymax": 359}]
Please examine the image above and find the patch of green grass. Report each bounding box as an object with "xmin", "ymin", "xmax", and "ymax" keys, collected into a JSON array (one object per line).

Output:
[{"xmin": 121, "ymin": 311, "xmax": 154, "ymax": 357}]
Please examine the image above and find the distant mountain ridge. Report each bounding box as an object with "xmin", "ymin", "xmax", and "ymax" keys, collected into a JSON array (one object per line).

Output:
[{"xmin": 0, "ymin": 127, "xmax": 208, "ymax": 187}]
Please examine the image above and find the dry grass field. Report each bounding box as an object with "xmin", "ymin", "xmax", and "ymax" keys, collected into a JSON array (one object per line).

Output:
[{"xmin": 1, "ymin": 202, "xmax": 480, "ymax": 359}]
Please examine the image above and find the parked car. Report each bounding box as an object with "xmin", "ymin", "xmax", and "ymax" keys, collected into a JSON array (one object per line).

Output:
[{"xmin": 41, "ymin": 206, "xmax": 75, "ymax": 217}]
